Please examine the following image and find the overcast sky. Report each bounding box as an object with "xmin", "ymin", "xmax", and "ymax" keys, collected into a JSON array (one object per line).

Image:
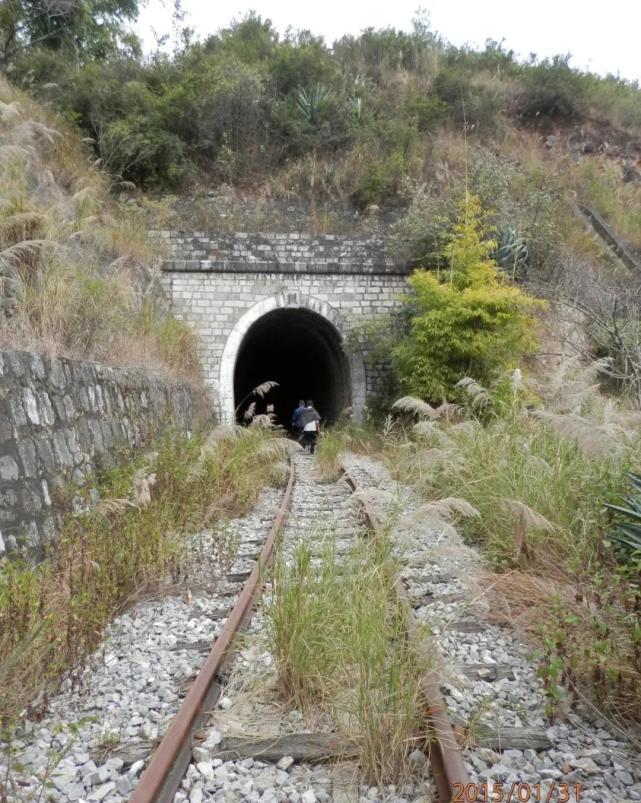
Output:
[{"xmin": 135, "ymin": 0, "xmax": 641, "ymax": 82}]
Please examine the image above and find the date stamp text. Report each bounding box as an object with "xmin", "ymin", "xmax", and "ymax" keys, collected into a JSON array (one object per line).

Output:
[{"xmin": 452, "ymin": 782, "xmax": 583, "ymax": 802}]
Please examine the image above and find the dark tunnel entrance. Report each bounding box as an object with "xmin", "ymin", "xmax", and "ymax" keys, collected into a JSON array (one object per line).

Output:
[{"xmin": 233, "ymin": 308, "xmax": 351, "ymax": 427}]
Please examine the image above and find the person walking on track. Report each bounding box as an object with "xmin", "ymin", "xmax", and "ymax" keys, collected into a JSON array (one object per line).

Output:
[
  {"xmin": 291, "ymin": 399, "xmax": 305, "ymax": 439},
  {"xmin": 300, "ymin": 400, "xmax": 321, "ymax": 454}
]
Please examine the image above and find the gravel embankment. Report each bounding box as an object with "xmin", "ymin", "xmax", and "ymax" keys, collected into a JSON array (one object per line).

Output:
[
  {"xmin": 0, "ymin": 487, "xmax": 284, "ymax": 803},
  {"xmin": 343, "ymin": 454, "xmax": 641, "ymax": 803}
]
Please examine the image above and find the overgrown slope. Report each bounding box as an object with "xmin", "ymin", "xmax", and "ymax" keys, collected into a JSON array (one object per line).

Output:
[
  {"xmin": 0, "ymin": 78, "xmax": 199, "ymax": 379},
  {"xmin": 5, "ymin": 11, "xmax": 641, "ymax": 277}
]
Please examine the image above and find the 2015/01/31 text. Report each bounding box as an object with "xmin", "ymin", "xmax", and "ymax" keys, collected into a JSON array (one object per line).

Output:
[{"xmin": 452, "ymin": 782, "xmax": 582, "ymax": 802}]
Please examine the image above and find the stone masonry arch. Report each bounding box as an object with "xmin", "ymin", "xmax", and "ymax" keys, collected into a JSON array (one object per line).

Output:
[{"xmin": 220, "ymin": 291, "xmax": 365, "ymax": 423}]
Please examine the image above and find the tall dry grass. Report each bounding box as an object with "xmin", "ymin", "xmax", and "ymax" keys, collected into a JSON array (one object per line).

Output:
[
  {"xmin": 0, "ymin": 78, "xmax": 199, "ymax": 381},
  {"xmin": 267, "ymin": 532, "xmax": 431, "ymax": 784},
  {"xmin": 387, "ymin": 364, "xmax": 641, "ymax": 723},
  {"xmin": 0, "ymin": 424, "xmax": 291, "ymax": 725},
  {"xmin": 314, "ymin": 428, "xmax": 349, "ymax": 481}
]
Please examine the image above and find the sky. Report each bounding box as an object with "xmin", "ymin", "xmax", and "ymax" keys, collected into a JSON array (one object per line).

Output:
[{"xmin": 135, "ymin": 0, "xmax": 641, "ymax": 82}]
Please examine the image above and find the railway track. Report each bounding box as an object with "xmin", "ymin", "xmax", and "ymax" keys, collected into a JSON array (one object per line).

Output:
[
  {"xmin": 129, "ymin": 452, "xmax": 467, "ymax": 803},
  {"xmin": 128, "ymin": 450, "xmax": 641, "ymax": 802},
  {"xmin": 4, "ymin": 448, "xmax": 640, "ymax": 802}
]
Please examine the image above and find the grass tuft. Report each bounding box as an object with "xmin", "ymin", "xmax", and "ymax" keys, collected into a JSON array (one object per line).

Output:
[
  {"xmin": 315, "ymin": 428, "xmax": 350, "ymax": 481},
  {"xmin": 267, "ymin": 532, "xmax": 431, "ymax": 784}
]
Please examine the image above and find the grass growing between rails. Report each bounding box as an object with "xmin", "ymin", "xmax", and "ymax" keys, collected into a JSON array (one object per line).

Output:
[
  {"xmin": 314, "ymin": 424, "xmax": 390, "ymax": 482},
  {"xmin": 267, "ymin": 534, "xmax": 432, "ymax": 784},
  {"xmin": 0, "ymin": 425, "xmax": 291, "ymax": 725},
  {"xmin": 314, "ymin": 429, "xmax": 349, "ymax": 481},
  {"xmin": 386, "ymin": 366, "xmax": 641, "ymax": 724}
]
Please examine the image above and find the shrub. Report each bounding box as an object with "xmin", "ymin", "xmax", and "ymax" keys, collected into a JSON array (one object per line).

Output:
[
  {"xmin": 403, "ymin": 91, "xmax": 448, "ymax": 133},
  {"xmin": 433, "ymin": 65, "xmax": 506, "ymax": 133},
  {"xmin": 393, "ymin": 194, "xmax": 542, "ymax": 401},
  {"xmin": 517, "ymin": 56, "xmax": 589, "ymax": 120}
]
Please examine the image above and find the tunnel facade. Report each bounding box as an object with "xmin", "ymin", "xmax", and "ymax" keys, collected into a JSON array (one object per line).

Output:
[{"xmin": 158, "ymin": 229, "xmax": 411, "ymax": 423}]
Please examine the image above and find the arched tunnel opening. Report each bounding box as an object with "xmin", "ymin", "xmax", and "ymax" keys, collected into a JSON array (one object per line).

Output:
[{"xmin": 233, "ymin": 308, "xmax": 351, "ymax": 427}]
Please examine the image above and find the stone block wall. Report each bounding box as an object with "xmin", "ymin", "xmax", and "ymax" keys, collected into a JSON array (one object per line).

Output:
[
  {"xmin": 0, "ymin": 350, "xmax": 194, "ymax": 557},
  {"xmin": 170, "ymin": 194, "xmax": 404, "ymax": 235},
  {"xmin": 161, "ymin": 270, "xmax": 409, "ymax": 420},
  {"xmin": 151, "ymin": 230, "xmax": 407, "ymax": 276}
]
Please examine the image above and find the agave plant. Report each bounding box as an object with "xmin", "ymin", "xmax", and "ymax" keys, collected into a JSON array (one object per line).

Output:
[
  {"xmin": 296, "ymin": 84, "xmax": 331, "ymax": 125},
  {"xmin": 605, "ymin": 473, "xmax": 641, "ymax": 555},
  {"xmin": 493, "ymin": 226, "xmax": 528, "ymax": 279}
]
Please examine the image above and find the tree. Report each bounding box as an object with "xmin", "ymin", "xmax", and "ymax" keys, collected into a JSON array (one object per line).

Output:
[
  {"xmin": 393, "ymin": 195, "xmax": 542, "ymax": 401},
  {"xmin": 0, "ymin": 0, "xmax": 139, "ymax": 68}
]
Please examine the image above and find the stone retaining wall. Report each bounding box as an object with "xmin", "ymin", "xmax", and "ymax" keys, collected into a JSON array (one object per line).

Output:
[
  {"xmin": 170, "ymin": 194, "xmax": 403, "ymax": 235},
  {"xmin": 0, "ymin": 350, "xmax": 194, "ymax": 557}
]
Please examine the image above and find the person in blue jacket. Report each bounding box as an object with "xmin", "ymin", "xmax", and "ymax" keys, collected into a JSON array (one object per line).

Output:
[{"xmin": 291, "ymin": 400, "xmax": 305, "ymax": 439}]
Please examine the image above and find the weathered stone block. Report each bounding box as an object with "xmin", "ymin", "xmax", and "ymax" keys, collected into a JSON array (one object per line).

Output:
[
  {"xmin": 38, "ymin": 392, "xmax": 56, "ymax": 426},
  {"xmin": 0, "ymin": 455, "xmax": 19, "ymax": 481},
  {"xmin": 52, "ymin": 429, "xmax": 73, "ymax": 468},
  {"xmin": 0, "ymin": 416, "xmax": 13, "ymax": 443},
  {"xmin": 49, "ymin": 358, "xmax": 67, "ymax": 390},
  {"xmin": 18, "ymin": 438, "xmax": 38, "ymax": 479},
  {"xmin": 7, "ymin": 395, "xmax": 27, "ymax": 427}
]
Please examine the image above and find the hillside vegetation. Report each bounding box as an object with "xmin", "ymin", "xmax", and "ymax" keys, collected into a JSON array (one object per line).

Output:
[
  {"xmin": 3, "ymin": 10, "xmax": 641, "ymax": 251},
  {"xmin": 4, "ymin": 11, "xmax": 641, "ymax": 386},
  {"xmin": 0, "ymin": 77, "xmax": 199, "ymax": 378}
]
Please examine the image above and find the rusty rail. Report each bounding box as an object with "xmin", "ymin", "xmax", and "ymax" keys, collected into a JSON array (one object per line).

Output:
[
  {"xmin": 341, "ymin": 467, "xmax": 470, "ymax": 803},
  {"xmin": 129, "ymin": 458, "xmax": 296, "ymax": 803},
  {"xmin": 129, "ymin": 457, "xmax": 466, "ymax": 803}
]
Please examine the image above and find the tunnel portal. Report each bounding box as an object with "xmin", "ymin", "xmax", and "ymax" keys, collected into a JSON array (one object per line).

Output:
[{"xmin": 233, "ymin": 308, "xmax": 351, "ymax": 427}]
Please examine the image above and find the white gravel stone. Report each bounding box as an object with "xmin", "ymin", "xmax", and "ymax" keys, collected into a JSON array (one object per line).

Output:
[
  {"xmin": 196, "ymin": 761, "xmax": 214, "ymax": 780},
  {"xmin": 203, "ymin": 729, "xmax": 221, "ymax": 747},
  {"xmin": 188, "ymin": 787, "xmax": 203, "ymax": 803},
  {"xmin": 88, "ymin": 781, "xmax": 116, "ymax": 801},
  {"xmin": 408, "ymin": 749, "xmax": 427, "ymax": 768},
  {"xmin": 191, "ymin": 746, "xmax": 209, "ymax": 763},
  {"xmin": 277, "ymin": 755, "xmax": 295, "ymax": 771}
]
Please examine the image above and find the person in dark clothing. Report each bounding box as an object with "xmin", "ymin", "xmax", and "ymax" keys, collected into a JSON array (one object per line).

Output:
[
  {"xmin": 300, "ymin": 400, "xmax": 321, "ymax": 454},
  {"xmin": 291, "ymin": 400, "xmax": 305, "ymax": 438}
]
